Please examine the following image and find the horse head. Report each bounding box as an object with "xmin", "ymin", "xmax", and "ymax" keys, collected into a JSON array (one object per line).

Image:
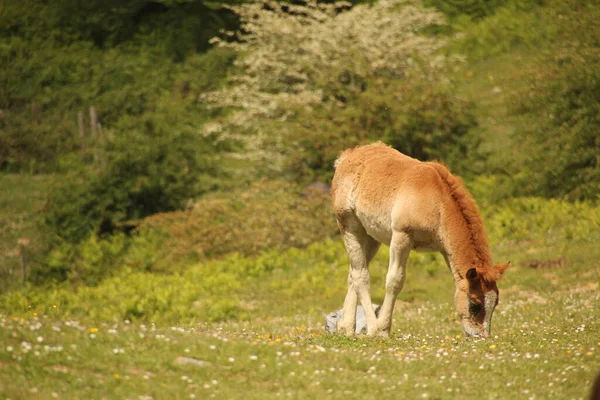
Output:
[{"xmin": 455, "ymin": 262, "xmax": 510, "ymax": 337}]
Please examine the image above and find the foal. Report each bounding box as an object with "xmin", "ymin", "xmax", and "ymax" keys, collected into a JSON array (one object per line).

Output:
[{"xmin": 331, "ymin": 143, "xmax": 509, "ymax": 337}]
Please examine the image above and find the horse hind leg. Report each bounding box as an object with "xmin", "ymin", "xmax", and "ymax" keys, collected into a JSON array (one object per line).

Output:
[
  {"xmin": 374, "ymin": 230, "xmax": 412, "ymax": 337},
  {"xmin": 337, "ymin": 219, "xmax": 380, "ymax": 336}
]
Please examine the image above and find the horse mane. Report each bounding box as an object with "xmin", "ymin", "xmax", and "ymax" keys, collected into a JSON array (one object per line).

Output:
[{"xmin": 427, "ymin": 162, "xmax": 499, "ymax": 283}]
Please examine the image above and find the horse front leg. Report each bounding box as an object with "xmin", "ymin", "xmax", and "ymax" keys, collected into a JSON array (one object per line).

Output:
[{"xmin": 373, "ymin": 231, "xmax": 412, "ymax": 337}]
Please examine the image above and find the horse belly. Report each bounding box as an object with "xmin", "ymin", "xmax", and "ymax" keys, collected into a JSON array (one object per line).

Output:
[
  {"xmin": 412, "ymin": 231, "xmax": 441, "ymax": 252},
  {"xmin": 355, "ymin": 210, "xmax": 393, "ymax": 245}
]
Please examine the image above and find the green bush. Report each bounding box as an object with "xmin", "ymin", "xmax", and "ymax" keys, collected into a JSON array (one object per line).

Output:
[
  {"xmin": 30, "ymin": 229, "xmax": 170, "ymax": 286},
  {"xmin": 33, "ymin": 180, "xmax": 336, "ymax": 284},
  {"xmin": 139, "ymin": 181, "xmax": 338, "ymax": 267},
  {"xmin": 498, "ymin": 0, "xmax": 600, "ymax": 200},
  {"xmin": 285, "ymin": 76, "xmax": 479, "ymax": 183},
  {"xmin": 451, "ymin": 0, "xmax": 596, "ymax": 61},
  {"xmin": 5, "ymin": 196, "xmax": 599, "ymax": 324},
  {"xmin": 0, "ymin": 0, "xmax": 238, "ymax": 173},
  {"xmin": 510, "ymin": 52, "xmax": 600, "ymax": 200},
  {"xmin": 426, "ymin": 0, "xmax": 543, "ymax": 21},
  {"xmin": 1, "ymin": 272, "xmax": 244, "ymax": 324},
  {"xmin": 34, "ymin": 234, "xmax": 127, "ymax": 286},
  {"xmin": 1, "ymin": 241, "xmax": 348, "ymax": 324},
  {"xmin": 43, "ymin": 123, "xmax": 224, "ymax": 244},
  {"xmin": 0, "ymin": 38, "xmax": 174, "ymax": 172}
]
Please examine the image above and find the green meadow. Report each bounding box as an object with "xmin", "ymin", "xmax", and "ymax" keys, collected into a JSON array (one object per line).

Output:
[{"xmin": 1, "ymin": 193, "xmax": 599, "ymax": 399}]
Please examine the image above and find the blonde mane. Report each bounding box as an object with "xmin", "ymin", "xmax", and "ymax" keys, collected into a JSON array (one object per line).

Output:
[{"xmin": 427, "ymin": 162, "xmax": 500, "ymax": 283}]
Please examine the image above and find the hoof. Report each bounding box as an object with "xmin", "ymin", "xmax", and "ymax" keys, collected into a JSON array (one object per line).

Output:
[
  {"xmin": 375, "ymin": 329, "xmax": 391, "ymax": 338},
  {"xmin": 336, "ymin": 322, "xmax": 356, "ymax": 336},
  {"xmin": 367, "ymin": 322, "xmax": 391, "ymax": 338}
]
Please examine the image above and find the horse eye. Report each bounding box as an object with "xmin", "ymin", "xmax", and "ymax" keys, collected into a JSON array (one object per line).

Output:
[{"xmin": 469, "ymin": 302, "xmax": 483, "ymax": 315}]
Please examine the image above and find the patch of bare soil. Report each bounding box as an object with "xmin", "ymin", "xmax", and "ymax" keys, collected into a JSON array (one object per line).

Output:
[{"xmin": 522, "ymin": 256, "xmax": 566, "ymax": 269}]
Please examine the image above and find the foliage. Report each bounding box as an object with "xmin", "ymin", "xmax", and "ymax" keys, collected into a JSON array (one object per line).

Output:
[
  {"xmin": 512, "ymin": 55, "xmax": 600, "ymax": 200},
  {"xmin": 36, "ymin": 234, "xmax": 130, "ymax": 286},
  {"xmin": 1, "ymin": 240, "xmax": 346, "ymax": 324},
  {"xmin": 10, "ymin": 194, "xmax": 599, "ymax": 323},
  {"xmin": 0, "ymin": 174, "xmax": 56, "ymax": 293},
  {"xmin": 449, "ymin": 0, "xmax": 597, "ymax": 61},
  {"xmin": 499, "ymin": 1, "xmax": 600, "ymax": 200},
  {"xmin": 29, "ymin": 231, "xmax": 172, "ymax": 286},
  {"xmin": 425, "ymin": 0, "xmax": 544, "ymax": 21},
  {"xmin": 28, "ymin": 180, "xmax": 336, "ymax": 285},
  {"xmin": 139, "ymin": 181, "xmax": 338, "ymax": 266},
  {"xmin": 483, "ymin": 197, "xmax": 600, "ymax": 245},
  {"xmin": 0, "ymin": 0, "xmax": 240, "ymax": 54},
  {"xmin": 286, "ymin": 78, "xmax": 478, "ymax": 183},
  {"xmin": 0, "ymin": 0, "xmax": 238, "ymax": 172},
  {"xmin": 203, "ymin": 0, "xmax": 453, "ymax": 173},
  {"xmin": 1, "ymin": 0, "xmax": 599, "ymax": 309},
  {"xmin": 453, "ymin": 4, "xmax": 553, "ymax": 59},
  {"xmin": 43, "ymin": 122, "xmax": 224, "ymax": 244}
]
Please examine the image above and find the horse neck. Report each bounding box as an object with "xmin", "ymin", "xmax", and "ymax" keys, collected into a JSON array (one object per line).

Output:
[{"xmin": 439, "ymin": 198, "xmax": 493, "ymax": 282}]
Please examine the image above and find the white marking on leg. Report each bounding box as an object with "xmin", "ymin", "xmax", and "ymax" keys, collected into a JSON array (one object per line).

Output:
[
  {"xmin": 483, "ymin": 291, "xmax": 497, "ymax": 334},
  {"xmin": 376, "ymin": 232, "xmax": 411, "ymax": 335}
]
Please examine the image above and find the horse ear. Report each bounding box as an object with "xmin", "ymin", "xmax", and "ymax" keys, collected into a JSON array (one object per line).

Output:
[
  {"xmin": 466, "ymin": 268, "xmax": 479, "ymax": 281},
  {"xmin": 496, "ymin": 261, "xmax": 510, "ymax": 277}
]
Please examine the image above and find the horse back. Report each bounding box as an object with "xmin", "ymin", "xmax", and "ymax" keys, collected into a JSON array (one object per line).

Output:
[{"xmin": 332, "ymin": 143, "xmax": 446, "ymax": 245}]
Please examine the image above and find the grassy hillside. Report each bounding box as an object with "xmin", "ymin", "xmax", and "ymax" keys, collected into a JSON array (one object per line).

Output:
[
  {"xmin": 1, "ymin": 198, "xmax": 599, "ymax": 398},
  {"xmin": 451, "ymin": 0, "xmax": 600, "ymax": 199}
]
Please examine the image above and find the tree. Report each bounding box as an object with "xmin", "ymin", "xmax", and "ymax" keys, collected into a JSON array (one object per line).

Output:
[{"xmin": 202, "ymin": 0, "xmax": 477, "ymax": 179}]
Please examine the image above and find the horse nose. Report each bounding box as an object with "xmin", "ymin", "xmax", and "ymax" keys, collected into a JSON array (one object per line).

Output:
[{"xmin": 464, "ymin": 330, "xmax": 489, "ymax": 338}]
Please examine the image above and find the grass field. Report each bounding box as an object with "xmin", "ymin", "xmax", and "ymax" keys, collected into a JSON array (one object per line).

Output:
[{"xmin": 1, "ymin": 198, "xmax": 599, "ymax": 399}]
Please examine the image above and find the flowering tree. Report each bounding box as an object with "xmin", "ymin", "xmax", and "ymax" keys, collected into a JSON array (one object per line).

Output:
[{"xmin": 202, "ymin": 0, "xmax": 453, "ymax": 172}]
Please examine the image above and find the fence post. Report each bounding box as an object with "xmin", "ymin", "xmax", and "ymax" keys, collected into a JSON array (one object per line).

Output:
[
  {"xmin": 78, "ymin": 111, "xmax": 86, "ymax": 139},
  {"xmin": 18, "ymin": 238, "xmax": 30, "ymax": 284},
  {"xmin": 90, "ymin": 106, "xmax": 98, "ymax": 138}
]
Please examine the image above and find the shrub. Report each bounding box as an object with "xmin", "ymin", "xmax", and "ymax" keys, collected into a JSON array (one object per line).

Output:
[
  {"xmin": 34, "ymin": 180, "xmax": 337, "ymax": 284},
  {"xmin": 5, "ymin": 196, "xmax": 599, "ymax": 324},
  {"xmin": 0, "ymin": 0, "xmax": 238, "ymax": 173},
  {"xmin": 0, "ymin": 38, "xmax": 178, "ymax": 172},
  {"xmin": 1, "ymin": 241, "xmax": 349, "ymax": 324},
  {"xmin": 425, "ymin": 0, "xmax": 543, "ymax": 21},
  {"xmin": 511, "ymin": 55, "xmax": 600, "ymax": 200},
  {"xmin": 202, "ymin": 0, "xmax": 450, "ymax": 173},
  {"xmin": 29, "ymin": 229, "xmax": 170, "ymax": 286},
  {"xmin": 138, "ymin": 181, "xmax": 338, "ymax": 268},
  {"xmin": 451, "ymin": 0, "xmax": 595, "ymax": 61},
  {"xmin": 483, "ymin": 197, "xmax": 600, "ymax": 246},
  {"xmin": 43, "ymin": 122, "xmax": 224, "ymax": 244},
  {"xmin": 285, "ymin": 77, "xmax": 479, "ymax": 183},
  {"xmin": 505, "ymin": 2, "xmax": 600, "ymax": 200}
]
